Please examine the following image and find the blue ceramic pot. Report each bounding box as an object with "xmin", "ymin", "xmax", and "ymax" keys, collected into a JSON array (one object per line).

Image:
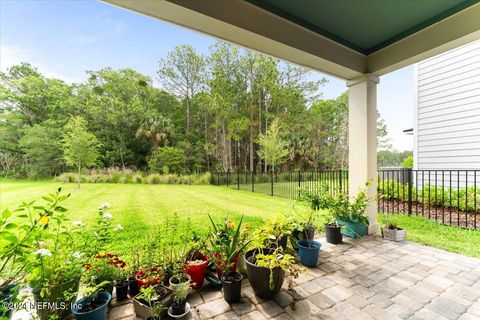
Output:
[
  {"xmin": 297, "ymin": 240, "xmax": 321, "ymax": 267},
  {"xmin": 72, "ymin": 291, "xmax": 111, "ymax": 320},
  {"xmin": 336, "ymin": 218, "xmax": 367, "ymax": 239}
]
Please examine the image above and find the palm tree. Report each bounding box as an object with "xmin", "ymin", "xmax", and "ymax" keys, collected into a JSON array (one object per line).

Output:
[{"xmin": 136, "ymin": 115, "xmax": 175, "ymax": 149}]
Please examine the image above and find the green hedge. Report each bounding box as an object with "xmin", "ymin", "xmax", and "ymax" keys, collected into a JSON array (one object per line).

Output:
[{"xmin": 378, "ymin": 179, "xmax": 480, "ymax": 212}]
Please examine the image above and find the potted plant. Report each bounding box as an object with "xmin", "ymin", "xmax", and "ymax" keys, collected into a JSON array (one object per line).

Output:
[
  {"xmin": 293, "ymin": 186, "xmax": 331, "ymax": 247},
  {"xmin": 1, "ymin": 189, "xmax": 71, "ymax": 319},
  {"xmin": 244, "ymin": 246, "xmax": 300, "ymax": 299},
  {"xmin": 381, "ymin": 215, "xmax": 406, "ymax": 241},
  {"xmin": 207, "ymin": 214, "xmax": 250, "ymax": 303},
  {"xmin": 84, "ymin": 253, "xmax": 126, "ymax": 295},
  {"xmin": 169, "ymin": 272, "xmax": 191, "ymax": 291},
  {"xmin": 167, "ymin": 280, "xmax": 190, "ymax": 318},
  {"xmin": 254, "ymin": 214, "xmax": 293, "ymax": 250},
  {"xmin": 332, "ymin": 186, "xmax": 370, "ymax": 239},
  {"xmin": 185, "ymin": 251, "xmax": 209, "ymax": 290},
  {"xmin": 72, "ymin": 282, "xmax": 112, "ymax": 320},
  {"xmin": 133, "ymin": 285, "xmax": 173, "ymax": 319},
  {"xmin": 114, "ymin": 265, "xmax": 129, "ymax": 301},
  {"xmin": 125, "ymin": 252, "xmax": 140, "ymax": 297},
  {"xmin": 136, "ymin": 266, "xmax": 165, "ymax": 288},
  {"xmin": 297, "ymin": 239, "xmax": 321, "ymax": 267}
]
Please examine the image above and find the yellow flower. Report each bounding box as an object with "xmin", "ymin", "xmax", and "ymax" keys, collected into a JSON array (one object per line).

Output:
[
  {"xmin": 226, "ymin": 219, "xmax": 235, "ymax": 229},
  {"xmin": 39, "ymin": 215, "xmax": 49, "ymax": 225}
]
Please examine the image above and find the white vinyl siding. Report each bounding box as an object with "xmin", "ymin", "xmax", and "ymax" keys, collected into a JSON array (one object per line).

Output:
[{"xmin": 415, "ymin": 40, "xmax": 480, "ymax": 171}]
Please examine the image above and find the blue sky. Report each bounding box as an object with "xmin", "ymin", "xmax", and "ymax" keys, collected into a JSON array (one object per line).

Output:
[{"xmin": 0, "ymin": 0, "xmax": 413, "ymax": 151}]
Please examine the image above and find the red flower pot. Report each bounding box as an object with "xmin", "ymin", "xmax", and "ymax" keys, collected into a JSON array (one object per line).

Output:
[
  {"xmin": 135, "ymin": 271, "xmax": 147, "ymax": 288},
  {"xmin": 186, "ymin": 253, "xmax": 209, "ymax": 289}
]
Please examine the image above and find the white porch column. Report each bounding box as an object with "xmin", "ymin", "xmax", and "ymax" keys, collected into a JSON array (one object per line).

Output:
[{"xmin": 347, "ymin": 74, "xmax": 379, "ymax": 234}]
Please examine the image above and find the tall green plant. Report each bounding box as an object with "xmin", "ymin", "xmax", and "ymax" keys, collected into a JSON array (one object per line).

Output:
[
  {"xmin": 61, "ymin": 116, "xmax": 100, "ymax": 188},
  {"xmin": 257, "ymin": 119, "xmax": 289, "ymax": 172}
]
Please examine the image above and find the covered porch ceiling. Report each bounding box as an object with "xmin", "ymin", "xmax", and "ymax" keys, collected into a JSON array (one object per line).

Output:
[{"xmin": 104, "ymin": 0, "xmax": 480, "ymax": 80}]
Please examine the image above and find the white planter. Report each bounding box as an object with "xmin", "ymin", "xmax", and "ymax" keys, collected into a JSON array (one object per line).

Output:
[{"xmin": 381, "ymin": 227, "xmax": 406, "ymax": 242}]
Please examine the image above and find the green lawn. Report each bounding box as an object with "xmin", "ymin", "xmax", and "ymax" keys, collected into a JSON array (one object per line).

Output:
[
  {"xmin": 379, "ymin": 213, "xmax": 480, "ymax": 258},
  {"xmin": 0, "ymin": 180, "xmax": 308, "ymax": 232},
  {"xmin": 2, "ymin": 180, "xmax": 479, "ymax": 258}
]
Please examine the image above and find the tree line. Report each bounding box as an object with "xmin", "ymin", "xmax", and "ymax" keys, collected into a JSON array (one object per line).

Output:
[{"xmin": 0, "ymin": 41, "xmax": 390, "ymax": 178}]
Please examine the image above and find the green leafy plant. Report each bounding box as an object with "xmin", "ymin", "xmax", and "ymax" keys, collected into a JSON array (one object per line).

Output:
[
  {"xmin": 78, "ymin": 280, "xmax": 111, "ymax": 310},
  {"xmin": 172, "ymin": 280, "xmax": 190, "ymax": 305},
  {"xmin": 135, "ymin": 286, "xmax": 167, "ymax": 319},
  {"xmin": 249, "ymin": 247, "xmax": 302, "ymax": 290},
  {"xmin": 207, "ymin": 213, "xmax": 250, "ymax": 275},
  {"xmin": 0, "ymin": 188, "xmax": 70, "ymax": 293},
  {"xmin": 253, "ymin": 214, "xmax": 293, "ymax": 249}
]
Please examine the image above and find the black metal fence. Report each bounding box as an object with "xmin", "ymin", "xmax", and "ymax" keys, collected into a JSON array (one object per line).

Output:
[{"xmin": 212, "ymin": 169, "xmax": 480, "ymax": 230}]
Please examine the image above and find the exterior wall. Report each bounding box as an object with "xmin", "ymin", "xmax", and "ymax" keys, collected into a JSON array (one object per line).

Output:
[{"xmin": 415, "ymin": 40, "xmax": 480, "ymax": 171}]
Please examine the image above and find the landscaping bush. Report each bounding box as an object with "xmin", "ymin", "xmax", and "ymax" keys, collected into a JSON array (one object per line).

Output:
[
  {"xmin": 56, "ymin": 169, "xmax": 211, "ymax": 185},
  {"xmin": 132, "ymin": 173, "xmax": 143, "ymax": 184},
  {"xmin": 57, "ymin": 172, "xmax": 76, "ymax": 183},
  {"xmin": 147, "ymin": 173, "xmax": 161, "ymax": 184},
  {"xmin": 378, "ymin": 179, "xmax": 480, "ymax": 212}
]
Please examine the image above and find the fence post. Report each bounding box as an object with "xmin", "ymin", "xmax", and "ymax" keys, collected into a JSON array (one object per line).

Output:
[
  {"xmin": 339, "ymin": 169, "xmax": 343, "ymax": 193},
  {"xmin": 271, "ymin": 170, "xmax": 274, "ymax": 196},
  {"xmin": 407, "ymin": 168, "xmax": 413, "ymax": 215},
  {"xmin": 237, "ymin": 170, "xmax": 240, "ymax": 190},
  {"xmin": 252, "ymin": 171, "xmax": 254, "ymax": 192}
]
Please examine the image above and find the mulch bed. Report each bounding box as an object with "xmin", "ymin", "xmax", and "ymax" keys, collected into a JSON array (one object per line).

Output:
[{"xmin": 378, "ymin": 198, "xmax": 480, "ymax": 230}]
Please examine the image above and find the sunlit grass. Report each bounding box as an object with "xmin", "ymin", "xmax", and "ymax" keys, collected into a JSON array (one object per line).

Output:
[
  {"xmin": 1, "ymin": 180, "xmax": 309, "ymax": 249},
  {"xmin": 379, "ymin": 213, "xmax": 480, "ymax": 258}
]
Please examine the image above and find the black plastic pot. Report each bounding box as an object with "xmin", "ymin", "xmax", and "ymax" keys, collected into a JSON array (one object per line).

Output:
[
  {"xmin": 325, "ymin": 224, "xmax": 342, "ymax": 244},
  {"xmin": 115, "ymin": 280, "xmax": 129, "ymax": 301},
  {"xmin": 128, "ymin": 276, "xmax": 139, "ymax": 297},
  {"xmin": 221, "ymin": 271, "xmax": 243, "ymax": 303},
  {"xmin": 245, "ymin": 248, "xmax": 285, "ymax": 299},
  {"xmin": 171, "ymin": 301, "xmax": 186, "ymax": 315}
]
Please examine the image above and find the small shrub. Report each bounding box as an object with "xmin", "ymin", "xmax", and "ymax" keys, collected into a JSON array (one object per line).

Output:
[
  {"xmin": 98, "ymin": 174, "xmax": 110, "ymax": 183},
  {"xmin": 158, "ymin": 173, "xmax": 179, "ymax": 184},
  {"xmin": 194, "ymin": 172, "xmax": 211, "ymax": 185},
  {"xmin": 57, "ymin": 172, "xmax": 75, "ymax": 183},
  {"xmin": 119, "ymin": 176, "xmax": 128, "ymax": 184},
  {"xmin": 88, "ymin": 174, "xmax": 100, "ymax": 183},
  {"xmin": 132, "ymin": 174, "xmax": 143, "ymax": 184},
  {"xmin": 147, "ymin": 173, "xmax": 161, "ymax": 184},
  {"xmin": 179, "ymin": 175, "xmax": 194, "ymax": 185}
]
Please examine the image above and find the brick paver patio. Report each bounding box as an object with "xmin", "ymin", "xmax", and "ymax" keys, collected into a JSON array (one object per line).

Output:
[{"xmin": 108, "ymin": 236, "xmax": 480, "ymax": 320}]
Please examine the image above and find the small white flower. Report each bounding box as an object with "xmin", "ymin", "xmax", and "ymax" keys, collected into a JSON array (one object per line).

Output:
[
  {"xmin": 35, "ymin": 248, "xmax": 52, "ymax": 257},
  {"xmin": 72, "ymin": 220, "xmax": 85, "ymax": 227},
  {"xmin": 114, "ymin": 224, "xmax": 123, "ymax": 231},
  {"xmin": 66, "ymin": 261, "xmax": 71, "ymax": 265},
  {"xmin": 99, "ymin": 202, "xmax": 111, "ymax": 210},
  {"xmin": 103, "ymin": 213, "xmax": 113, "ymax": 220},
  {"xmin": 73, "ymin": 252, "xmax": 84, "ymax": 259}
]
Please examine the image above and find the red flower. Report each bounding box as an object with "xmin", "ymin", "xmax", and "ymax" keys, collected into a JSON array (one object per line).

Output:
[{"xmin": 84, "ymin": 263, "xmax": 91, "ymax": 270}]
